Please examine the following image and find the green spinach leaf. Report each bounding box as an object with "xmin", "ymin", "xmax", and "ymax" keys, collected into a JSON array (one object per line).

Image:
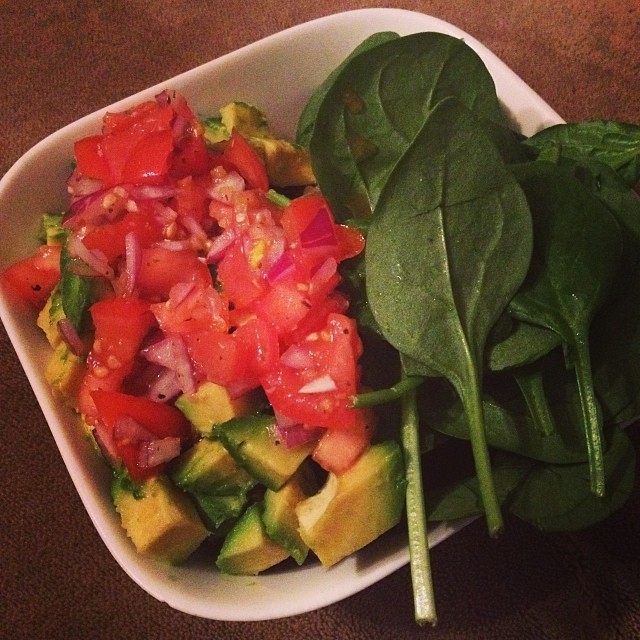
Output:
[{"xmin": 366, "ymin": 98, "xmax": 533, "ymax": 534}]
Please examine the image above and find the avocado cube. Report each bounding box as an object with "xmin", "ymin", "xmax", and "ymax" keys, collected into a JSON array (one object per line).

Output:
[
  {"xmin": 175, "ymin": 382, "xmax": 260, "ymax": 436},
  {"xmin": 112, "ymin": 475, "xmax": 209, "ymax": 564},
  {"xmin": 262, "ymin": 462, "xmax": 319, "ymax": 565},
  {"xmin": 216, "ymin": 502, "xmax": 289, "ymax": 575},
  {"xmin": 220, "ymin": 101, "xmax": 272, "ymax": 139},
  {"xmin": 170, "ymin": 437, "xmax": 256, "ymax": 496},
  {"xmin": 217, "ymin": 415, "xmax": 316, "ymax": 491},
  {"xmin": 296, "ymin": 441, "xmax": 406, "ymax": 567},
  {"xmin": 193, "ymin": 492, "xmax": 248, "ymax": 532},
  {"xmin": 37, "ymin": 287, "xmax": 65, "ymax": 348},
  {"xmin": 251, "ymin": 137, "xmax": 315, "ymax": 187},
  {"xmin": 45, "ymin": 341, "xmax": 84, "ymax": 403}
]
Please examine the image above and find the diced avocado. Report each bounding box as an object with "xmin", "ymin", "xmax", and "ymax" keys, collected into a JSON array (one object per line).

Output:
[
  {"xmin": 216, "ymin": 502, "xmax": 289, "ymax": 575},
  {"xmin": 295, "ymin": 441, "xmax": 406, "ymax": 567},
  {"xmin": 250, "ymin": 137, "xmax": 315, "ymax": 187},
  {"xmin": 220, "ymin": 101, "xmax": 273, "ymax": 139},
  {"xmin": 217, "ymin": 414, "xmax": 316, "ymax": 491},
  {"xmin": 45, "ymin": 341, "xmax": 84, "ymax": 403},
  {"xmin": 193, "ymin": 492, "xmax": 247, "ymax": 532},
  {"xmin": 112, "ymin": 474, "xmax": 209, "ymax": 564},
  {"xmin": 175, "ymin": 381, "xmax": 261, "ymax": 436},
  {"xmin": 40, "ymin": 212, "xmax": 65, "ymax": 246},
  {"xmin": 37, "ymin": 287, "xmax": 65, "ymax": 348},
  {"xmin": 170, "ymin": 437, "xmax": 256, "ymax": 496},
  {"xmin": 202, "ymin": 116, "xmax": 229, "ymax": 146},
  {"xmin": 262, "ymin": 461, "xmax": 319, "ymax": 565}
]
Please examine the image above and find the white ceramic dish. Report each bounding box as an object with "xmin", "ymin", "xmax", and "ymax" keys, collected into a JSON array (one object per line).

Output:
[{"xmin": 0, "ymin": 8, "xmax": 563, "ymax": 622}]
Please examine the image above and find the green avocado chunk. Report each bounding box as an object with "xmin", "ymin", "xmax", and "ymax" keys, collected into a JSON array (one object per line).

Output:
[
  {"xmin": 262, "ymin": 461, "xmax": 319, "ymax": 565},
  {"xmin": 217, "ymin": 415, "xmax": 316, "ymax": 491},
  {"xmin": 295, "ymin": 441, "xmax": 406, "ymax": 567},
  {"xmin": 216, "ymin": 502, "xmax": 290, "ymax": 575},
  {"xmin": 170, "ymin": 437, "xmax": 256, "ymax": 496}
]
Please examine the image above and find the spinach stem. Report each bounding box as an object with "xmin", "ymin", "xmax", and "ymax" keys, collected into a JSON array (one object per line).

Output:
[
  {"xmin": 400, "ymin": 384, "xmax": 437, "ymax": 626},
  {"xmin": 514, "ymin": 367, "xmax": 557, "ymax": 437},
  {"xmin": 571, "ymin": 335, "xmax": 606, "ymax": 497},
  {"xmin": 460, "ymin": 373, "xmax": 504, "ymax": 537},
  {"xmin": 351, "ymin": 375, "xmax": 424, "ymax": 407}
]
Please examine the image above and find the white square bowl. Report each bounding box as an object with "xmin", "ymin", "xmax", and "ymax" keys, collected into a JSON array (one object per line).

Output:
[{"xmin": 0, "ymin": 8, "xmax": 562, "ymax": 621}]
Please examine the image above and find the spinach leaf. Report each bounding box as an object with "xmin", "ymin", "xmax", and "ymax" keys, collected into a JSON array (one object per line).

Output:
[
  {"xmin": 295, "ymin": 31, "xmax": 399, "ymax": 147},
  {"xmin": 509, "ymin": 426, "xmax": 635, "ymax": 532},
  {"xmin": 427, "ymin": 454, "xmax": 534, "ymax": 522},
  {"xmin": 366, "ymin": 98, "xmax": 533, "ymax": 535},
  {"xmin": 508, "ymin": 161, "xmax": 623, "ymax": 497},
  {"xmin": 524, "ymin": 120, "xmax": 640, "ymax": 188},
  {"xmin": 309, "ymin": 31, "xmax": 506, "ymax": 221}
]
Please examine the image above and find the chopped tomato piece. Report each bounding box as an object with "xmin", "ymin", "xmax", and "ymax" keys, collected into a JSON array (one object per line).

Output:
[
  {"xmin": 171, "ymin": 136, "xmax": 214, "ymax": 179},
  {"xmin": 120, "ymin": 129, "xmax": 174, "ymax": 185},
  {"xmin": 81, "ymin": 204, "xmax": 164, "ymax": 263},
  {"xmin": 217, "ymin": 243, "xmax": 267, "ymax": 309},
  {"xmin": 222, "ymin": 130, "xmax": 269, "ymax": 192},
  {"xmin": 78, "ymin": 297, "xmax": 156, "ymax": 417},
  {"xmin": 137, "ymin": 246, "xmax": 212, "ymax": 301},
  {"xmin": 74, "ymin": 135, "xmax": 113, "ymax": 183},
  {"xmin": 262, "ymin": 313, "xmax": 364, "ymax": 430},
  {"xmin": 1, "ymin": 244, "xmax": 61, "ymax": 307}
]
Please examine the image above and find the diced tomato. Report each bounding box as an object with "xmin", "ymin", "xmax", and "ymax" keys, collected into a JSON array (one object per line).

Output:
[
  {"xmin": 222, "ymin": 130, "xmax": 269, "ymax": 192},
  {"xmin": 120, "ymin": 129, "xmax": 174, "ymax": 185},
  {"xmin": 233, "ymin": 316, "xmax": 280, "ymax": 381},
  {"xmin": 335, "ymin": 224, "xmax": 365, "ymax": 262},
  {"xmin": 253, "ymin": 279, "xmax": 312, "ymax": 336},
  {"xmin": 1, "ymin": 244, "xmax": 61, "ymax": 307},
  {"xmin": 92, "ymin": 389, "xmax": 192, "ymax": 480},
  {"xmin": 262, "ymin": 313, "xmax": 364, "ymax": 430},
  {"xmin": 151, "ymin": 282, "xmax": 228, "ymax": 335},
  {"xmin": 81, "ymin": 204, "xmax": 164, "ymax": 263},
  {"xmin": 184, "ymin": 328, "xmax": 242, "ymax": 388},
  {"xmin": 312, "ymin": 409, "xmax": 374, "ymax": 474},
  {"xmin": 173, "ymin": 176, "xmax": 209, "ymax": 223},
  {"xmin": 78, "ymin": 297, "xmax": 156, "ymax": 417},
  {"xmin": 74, "ymin": 135, "xmax": 113, "ymax": 183},
  {"xmin": 102, "ymin": 101, "xmax": 174, "ymax": 135},
  {"xmin": 171, "ymin": 135, "xmax": 214, "ymax": 179},
  {"xmin": 217, "ymin": 243, "xmax": 267, "ymax": 309},
  {"xmin": 281, "ymin": 194, "xmax": 329, "ymax": 243},
  {"xmin": 137, "ymin": 246, "xmax": 212, "ymax": 301}
]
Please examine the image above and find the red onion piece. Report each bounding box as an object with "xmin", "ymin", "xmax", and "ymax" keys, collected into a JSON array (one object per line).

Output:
[
  {"xmin": 206, "ymin": 227, "xmax": 236, "ymax": 263},
  {"xmin": 128, "ymin": 184, "xmax": 176, "ymax": 200},
  {"xmin": 56, "ymin": 318, "xmax": 85, "ymax": 357},
  {"xmin": 298, "ymin": 374, "xmax": 338, "ymax": 394},
  {"xmin": 64, "ymin": 188, "xmax": 108, "ymax": 227},
  {"xmin": 299, "ymin": 206, "xmax": 338, "ymax": 249},
  {"xmin": 280, "ymin": 343, "xmax": 314, "ymax": 369},
  {"xmin": 137, "ymin": 437, "xmax": 182, "ymax": 468},
  {"xmin": 92, "ymin": 422, "xmax": 120, "ymax": 465},
  {"xmin": 146, "ymin": 367, "xmax": 182, "ymax": 403},
  {"xmin": 66, "ymin": 233, "xmax": 114, "ymax": 279},
  {"xmin": 271, "ymin": 415, "xmax": 324, "ymax": 449},
  {"xmin": 140, "ymin": 334, "xmax": 196, "ymax": 395},
  {"xmin": 113, "ymin": 415, "xmax": 156, "ymax": 443},
  {"xmin": 266, "ymin": 251, "xmax": 295, "ymax": 284},
  {"xmin": 120, "ymin": 231, "xmax": 141, "ymax": 298},
  {"xmin": 208, "ymin": 171, "xmax": 245, "ymax": 202}
]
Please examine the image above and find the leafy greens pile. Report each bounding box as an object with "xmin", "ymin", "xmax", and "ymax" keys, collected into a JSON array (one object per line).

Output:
[{"xmin": 295, "ymin": 31, "xmax": 640, "ymax": 624}]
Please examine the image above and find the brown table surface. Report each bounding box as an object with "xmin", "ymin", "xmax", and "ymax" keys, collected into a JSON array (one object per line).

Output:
[{"xmin": 2, "ymin": 2, "xmax": 639, "ymax": 638}]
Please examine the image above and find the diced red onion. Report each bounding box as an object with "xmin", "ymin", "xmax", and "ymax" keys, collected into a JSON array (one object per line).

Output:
[
  {"xmin": 155, "ymin": 89, "xmax": 171, "ymax": 106},
  {"xmin": 298, "ymin": 374, "xmax": 338, "ymax": 394},
  {"xmin": 266, "ymin": 251, "xmax": 295, "ymax": 284},
  {"xmin": 271, "ymin": 414, "xmax": 324, "ymax": 449},
  {"xmin": 157, "ymin": 239, "xmax": 192, "ymax": 252},
  {"xmin": 66, "ymin": 233, "xmax": 114, "ymax": 279},
  {"xmin": 92, "ymin": 421, "xmax": 120, "ymax": 465},
  {"xmin": 113, "ymin": 415, "xmax": 156, "ymax": 443},
  {"xmin": 67, "ymin": 171, "xmax": 104, "ymax": 197},
  {"xmin": 208, "ymin": 171, "xmax": 245, "ymax": 202},
  {"xmin": 146, "ymin": 368, "xmax": 182, "ymax": 403},
  {"xmin": 137, "ymin": 437, "xmax": 182, "ymax": 468},
  {"xmin": 63, "ymin": 188, "xmax": 108, "ymax": 227},
  {"xmin": 120, "ymin": 231, "xmax": 141, "ymax": 298},
  {"xmin": 206, "ymin": 227, "xmax": 236, "ymax": 263},
  {"xmin": 56, "ymin": 318, "xmax": 85, "ymax": 357},
  {"xmin": 128, "ymin": 184, "xmax": 176, "ymax": 200},
  {"xmin": 140, "ymin": 334, "xmax": 196, "ymax": 395},
  {"xmin": 280, "ymin": 343, "xmax": 314, "ymax": 369},
  {"xmin": 299, "ymin": 206, "xmax": 338, "ymax": 249},
  {"xmin": 172, "ymin": 114, "xmax": 189, "ymax": 142},
  {"xmin": 181, "ymin": 215, "xmax": 208, "ymax": 245}
]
